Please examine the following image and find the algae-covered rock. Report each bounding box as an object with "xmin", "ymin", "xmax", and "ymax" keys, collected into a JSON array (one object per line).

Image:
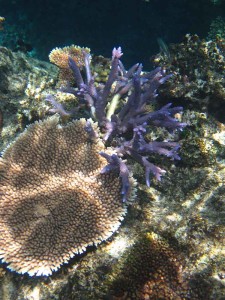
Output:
[
  {"xmin": 152, "ymin": 34, "xmax": 225, "ymax": 122},
  {"xmin": 0, "ymin": 47, "xmax": 58, "ymax": 151}
]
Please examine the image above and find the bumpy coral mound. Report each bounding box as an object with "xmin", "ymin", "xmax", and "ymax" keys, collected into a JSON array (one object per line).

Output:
[
  {"xmin": 0, "ymin": 117, "xmax": 131, "ymax": 276},
  {"xmin": 111, "ymin": 233, "xmax": 190, "ymax": 300},
  {"xmin": 49, "ymin": 45, "xmax": 90, "ymax": 69},
  {"xmin": 49, "ymin": 45, "xmax": 90, "ymax": 84}
]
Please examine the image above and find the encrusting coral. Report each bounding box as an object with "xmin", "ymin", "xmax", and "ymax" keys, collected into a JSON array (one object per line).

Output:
[
  {"xmin": 0, "ymin": 116, "xmax": 135, "ymax": 276},
  {"xmin": 109, "ymin": 233, "xmax": 190, "ymax": 300}
]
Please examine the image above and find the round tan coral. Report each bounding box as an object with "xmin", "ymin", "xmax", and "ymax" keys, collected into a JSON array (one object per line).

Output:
[
  {"xmin": 49, "ymin": 45, "xmax": 90, "ymax": 69},
  {"xmin": 0, "ymin": 117, "xmax": 133, "ymax": 276},
  {"xmin": 49, "ymin": 45, "xmax": 91, "ymax": 84},
  {"xmin": 111, "ymin": 233, "xmax": 190, "ymax": 299}
]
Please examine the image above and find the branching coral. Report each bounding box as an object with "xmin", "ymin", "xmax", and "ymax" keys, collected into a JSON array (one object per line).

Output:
[{"xmin": 48, "ymin": 47, "xmax": 186, "ymax": 199}]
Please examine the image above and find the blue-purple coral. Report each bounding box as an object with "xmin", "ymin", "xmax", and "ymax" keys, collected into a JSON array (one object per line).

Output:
[{"xmin": 47, "ymin": 47, "xmax": 186, "ymax": 201}]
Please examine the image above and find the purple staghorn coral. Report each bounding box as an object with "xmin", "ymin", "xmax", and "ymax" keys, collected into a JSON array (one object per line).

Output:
[{"xmin": 47, "ymin": 47, "xmax": 186, "ymax": 201}]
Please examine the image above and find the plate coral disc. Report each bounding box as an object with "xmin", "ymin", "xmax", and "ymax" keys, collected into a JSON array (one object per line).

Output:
[{"xmin": 0, "ymin": 117, "xmax": 133, "ymax": 276}]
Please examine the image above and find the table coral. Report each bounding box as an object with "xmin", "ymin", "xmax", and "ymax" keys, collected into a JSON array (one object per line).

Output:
[
  {"xmin": 152, "ymin": 34, "xmax": 225, "ymax": 122},
  {"xmin": 0, "ymin": 116, "xmax": 135, "ymax": 276}
]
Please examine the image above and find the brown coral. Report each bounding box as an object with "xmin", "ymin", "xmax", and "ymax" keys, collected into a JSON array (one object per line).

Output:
[
  {"xmin": 49, "ymin": 45, "xmax": 90, "ymax": 84},
  {"xmin": 110, "ymin": 233, "xmax": 190, "ymax": 300},
  {"xmin": 0, "ymin": 117, "xmax": 134, "ymax": 276}
]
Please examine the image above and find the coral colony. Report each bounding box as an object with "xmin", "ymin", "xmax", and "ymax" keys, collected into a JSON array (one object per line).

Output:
[
  {"xmin": 0, "ymin": 117, "xmax": 130, "ymax": 276},
  {"xmin": 47, "ymin": 47, "xmax": 186, "ymax": 201},
  {"xmin": 0, "ymin": 47, "xmax": 186, "ymax": 276}
]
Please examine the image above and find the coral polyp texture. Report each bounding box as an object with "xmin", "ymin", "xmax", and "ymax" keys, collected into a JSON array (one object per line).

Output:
[
  {"xmin": 49, "ymin": 45, "xmax": 90, "ymax": 84},
  {"xmin": 110, "ymin": 233, "xmax": 190, "ymax": 300},
  {"xmin": 0, "ymin": 116, "xmax": 135, "ymax": 276}
]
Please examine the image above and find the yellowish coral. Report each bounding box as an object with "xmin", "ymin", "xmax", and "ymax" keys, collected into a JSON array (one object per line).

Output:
[
  {"xmin": 49, "ymin": 45, "xmax": 90, "ymax": 68},
  {"xmin": 0, "ymin": 117, "xmax": 135, "ymax": 276},
  {"xmin": 49, "ymin": 45, "xmax": 90, "ymax": 84}
]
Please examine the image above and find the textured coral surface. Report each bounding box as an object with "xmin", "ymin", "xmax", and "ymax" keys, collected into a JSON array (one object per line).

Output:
[
  {"xmin": 0, "ymin": 117, "xmax": 128, "ymax": 276},
  {"xmin": 153, "ymin": 34, "xmax": 225, "ymax": 122},
  {"xmin": 49, "ymin": 45, "xmax": 90, "ymax": 84},
  {"xmin": 110, "ymin": 233, "xmax": 190, "ymax": 300}
]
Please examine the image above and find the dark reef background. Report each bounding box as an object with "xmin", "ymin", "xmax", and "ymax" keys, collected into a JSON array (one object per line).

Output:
[{"xmin": 0, "ymin": 0, "xmax": 225, "ymax": 66}]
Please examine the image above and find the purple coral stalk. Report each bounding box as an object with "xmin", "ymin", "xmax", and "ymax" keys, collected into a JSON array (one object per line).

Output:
[
  {"xmin": 99, "ymin": 152, "xmax": 130, "ymax": 202},
  {"xmin": 45, "ymin": 94, "xmax": 71, "ymax": 117}
]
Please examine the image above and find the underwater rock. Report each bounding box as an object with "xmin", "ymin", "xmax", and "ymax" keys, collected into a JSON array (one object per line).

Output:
[
  {"xmin": 152, "ymin": 34, "xmax": 225, "ymax": 122},
  {"xmin": 0, "ymin": 47, "xmax": 59, "ymax": 152}
]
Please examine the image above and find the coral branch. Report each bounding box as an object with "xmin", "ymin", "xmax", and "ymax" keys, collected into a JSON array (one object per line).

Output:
[
  {"xmin": 50, "ymin": 46, "xmax": 187, "ymax": 196},
  {"xmin": 99, "ymin": 152, "xmax": 130, "ymax": 202},
  {"xmin": 45, "ymin": 95, "xmax": 71, "ymax": 117}
]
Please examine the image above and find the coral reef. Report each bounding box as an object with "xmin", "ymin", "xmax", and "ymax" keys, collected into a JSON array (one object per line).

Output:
[
  {"xmin": 0, "ymin": 45, "xmax": 184, "ymax": 277},
  {"xmin": 49, "ymin": 47, "xmax": 186, "ymax": 199},
  {"xmin": 109, "ymin": 232, "xmax": 190, "ymax": 300},
  {"xmin": 0, "ymin": 44, "xmax": 224, "ymax": 299},
  {"xmin": 152, "ymin": 34, "xmax": 225, "ymax": 122},
  {"xmin": 0, "ymin": 116, "xmax": 135, "ymax": 276}
]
